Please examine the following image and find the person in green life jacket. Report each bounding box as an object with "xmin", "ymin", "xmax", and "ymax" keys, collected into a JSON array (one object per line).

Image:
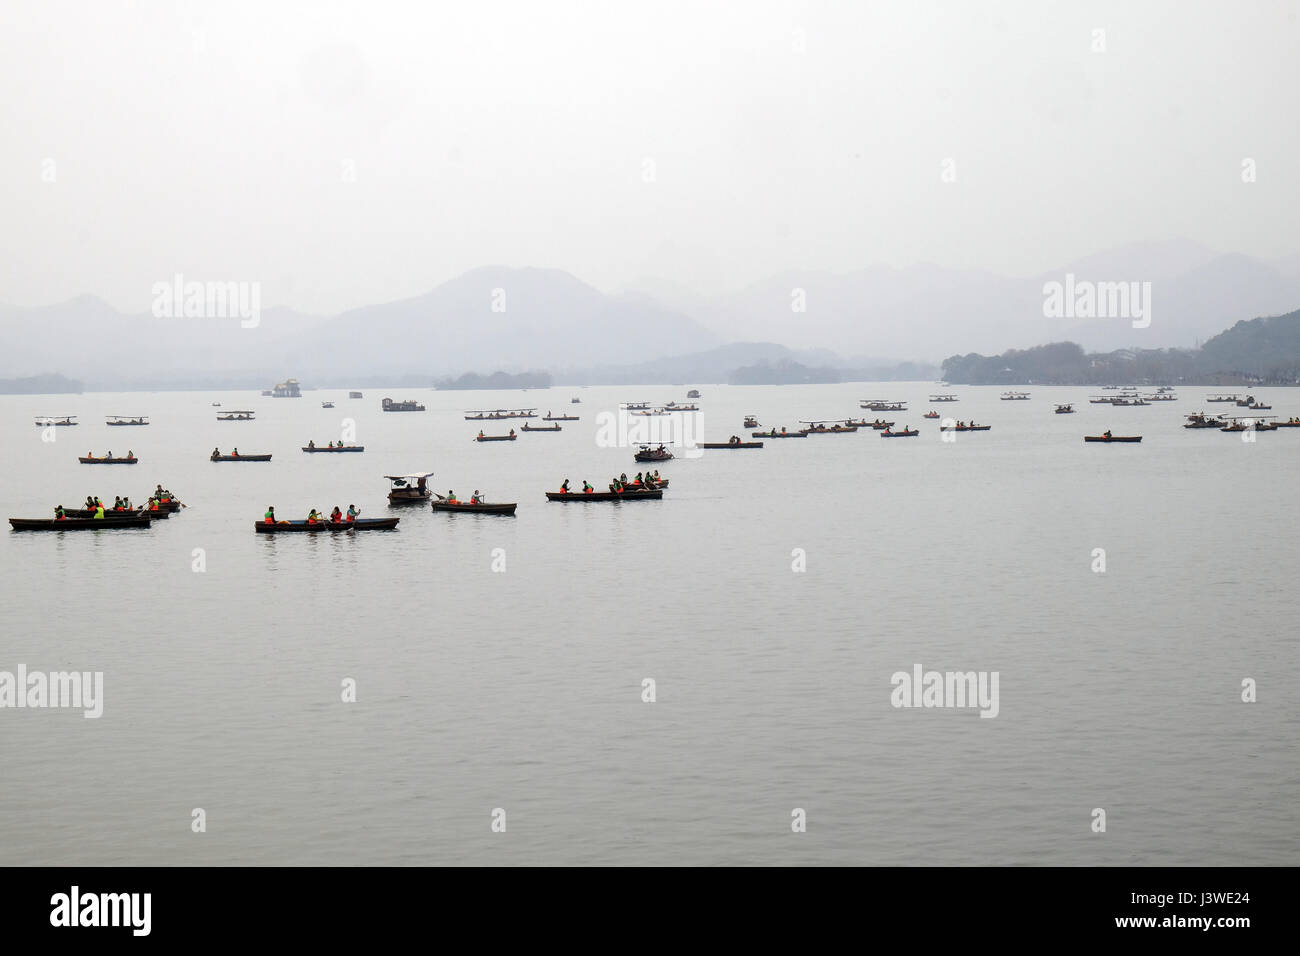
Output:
[
  {"xmin": 232, "ymin": 448, "xmax": 239, "ymax": 457},
  {"xmin": 113, "ymin": 496, "xmax": 123, "ymax": 510},
  {"xmin": 447, "ymin": 490, "xmax": 457, "ymax": 502},
  {"xmin": 54, "ymin": 505, "xmax": 66, "ymax": 521},
  {"xmin": 306, "ymin": 509, "xmax": 320, "ymax": 524},
  {"xmin": 478, "ymin": 430, "xmax": 485, "ymax": 439},
  {"xmin": 470, "ymin": 490, "xmax": 481, "ymax": 504},
  {"xmin": 346, "ymin": 505, "xmax": 357, "ymax": 522},
  {"xmin": 122, "ymin": 497, "xmax": 131, "ymax": 510},
  {"xmin": 582, "ymin": 480, "xmax": 593, "ymax": 493},
  {"xmin": 93, "ymin": 502, "xmax": 105, "ymax": 519},
  {"xmin": 264, "ymin": 506, "xmax": 275, "ymax": 524}
]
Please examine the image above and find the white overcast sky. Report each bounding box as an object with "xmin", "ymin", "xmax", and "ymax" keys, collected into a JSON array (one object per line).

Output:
[{"xmin": 1, "ymin": 0, "xmax": 1297, "ymax": 313}]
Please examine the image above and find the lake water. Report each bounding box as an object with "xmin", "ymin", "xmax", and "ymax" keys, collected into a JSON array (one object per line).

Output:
[{"xmin": 1, "ymin": 384, "xmax": 1296, "ymax": 865}]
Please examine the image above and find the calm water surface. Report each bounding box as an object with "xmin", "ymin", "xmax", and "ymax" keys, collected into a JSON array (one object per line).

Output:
[{"xmin": 1, "ymin": 384, "xmax": 1296, "ymax": 865}]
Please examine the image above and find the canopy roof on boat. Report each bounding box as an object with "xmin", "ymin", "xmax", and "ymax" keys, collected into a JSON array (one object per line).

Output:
[
  {"xmin": 36, "ymin": 414, "xmax": 76, "ymax": 419},
  {"xmin": 107, "ymin": 414, "xmax": 148, "ymax": 419},
  {"xmin": 384, "ymin": 471, "xmax": 435, "ymax": 481}
]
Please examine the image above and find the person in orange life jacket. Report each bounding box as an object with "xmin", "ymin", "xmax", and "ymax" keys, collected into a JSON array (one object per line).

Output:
[
  {"xmin": 264, "ymin": 506, "xmax": 275, "ymax": 523},
  {"xmin": 330, "ymin": 507, "xmax": 343, "ymax": 523},
  {"xmin": 582, "ymin": 481, "xmax": 593, "ymax": 493},
  {"xmin": 560, "ymin": 478, "xmax": 570, "ymax": 493},
  {"xmin": 447, "ymin": 490, "xmax": 457, "ymax": 502},
  {"xmin": 306, "ymin": 509, "xmax": 320, "ymax": 524},
  {"xmin": 54, "ymin": 505, "xmax": 66, "ymax": 521},
  {"xmin": 346, "ymin": 505, "xmax": 357, "ymax": 522}
]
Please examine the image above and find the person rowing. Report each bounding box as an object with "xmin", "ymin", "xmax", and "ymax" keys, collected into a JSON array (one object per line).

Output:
[
  {"xmin": 346, "ymin": 505, "xmax": 357, "ymax": 523},
  {"xmin": 212, "ymin": 447, "xmax": 220, "ymax": 459},
  {"xmin": 447, "ymin": 490, "xmax": 457, "ymax": 503},
  {"xmin": 306, "ymin": 509, "xmax": 320, "ymax": 524},
  {"xmin": 113, "ymin": 496, "xmax": 124, "ymax": 510},
  {"xmin": 265, "ymin": 506, "xmax": 276, "ymax": 524},
  {"xmin": 508, "ymin": 428, "xmax": 515, "ymax": 437},
  {"xmin": 560, "ymin": 478, "xmax": 570, "ymax": 493},
  {"xmin": 85, "ymin": 495, "xmax": 95, "ymax": 510},
  {"xmin": 478, "ymin": 430, "xmax": 485, "ymax": 439},
  {"xmin": 1103, "ymin": 430, "xmax": 1112, "ymax": 438},
  {"xmin": 471, "ymin": 490, "xmax": 481, "ymax": 504},
  {"xmin": 232, "ymin": 448, "xmax": 239, "ymax": 457},
  {"xmin": 93, "ymin": 501, "xmax": 105, "ymax": 519},
  {"xmin": 582, "ymin": 480, "xmax": 593, "ymax": 493},
  {"xmin": 330, "ymin": 506, "xmax": 343, "ymax": 523},
  {"xmin": 308, "ymin": 440, "xmax": 315, "ymax": 449},
  {"xmin": 54, "ymin": 505, "xmax": 66, "ymax": 521}
]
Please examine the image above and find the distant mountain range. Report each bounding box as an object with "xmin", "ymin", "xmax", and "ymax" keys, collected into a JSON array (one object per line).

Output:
[
  {"xmin": 625, "ymin": 239, "xmax": 1300, "ymax": 358},
  {"xmin": 1, "ymin": 240, "xmax": 1297, "ymax": 390},
  {"xmin": 942, "ymin": 308, "xmax": 1300, "ymax": 386}
]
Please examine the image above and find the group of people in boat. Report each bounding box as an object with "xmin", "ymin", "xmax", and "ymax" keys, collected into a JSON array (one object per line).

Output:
[
  {"xmin": 55, "ymin": 487, "xmax": 171, "ymax": 519},
  {"xmin": 557, "ymin": 470, "xmax": 662, "ymax": 494},
  {"xmin": 263, "ymin": 505, "xmax": 359, "ymax": 525},
  {"xmin": 444, "ymin": 490, "xmax": 486, "ymax": 504},
  {"xmin": 212, "ymin": 447, "xmax": 242, "ymax": 458},
  {"xmin": 478, "ymin": 429, "xmax": 516, "ymax": 438},
  {"xmin": 87, "ymin": 450, "xmax": 133, "ymax": 459},
  {"xmin": 306, "ymin": 440, "xmax": 348, "ymax": 449}
]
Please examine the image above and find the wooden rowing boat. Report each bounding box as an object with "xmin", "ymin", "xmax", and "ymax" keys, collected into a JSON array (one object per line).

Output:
[
  {"xmin": 546, "ymin": 490, "xmax": 663, "ymax": 502},
  {"xmin": 544, "ymin": 415, "xmax": 579, "ymax": 421},
  {"xmin": 431, "ymin": 500, "xmax": 518, "ymax": 515},
  {"xmin": 302, "ymin": 445, "xmax": 364, "ymax": 453},
  {"xmin": 211, "ymin": 454, "xmax": 272, "ymax": 461},
  {"xmin": 520, "ymin": 423, "xmax": 561, "ymax": 432},
  {"xmin": 1084, "ymin": 435, "xmax": 1142, "ymax": 442},
  {"xmin": 64, "ymin": 508, "xmax": 169, "ymax": 519},
  {"xmin": 939, "ymin": 425, "xmax": 991, "ymax": 432},
  {"xmin": 475, "ymin": 434, "xmax": 517, "ymax": 441},
  {"xmin": 752, "ymin": 431, "xmax": 806, "ymax": 438},
  {"xmin": 78, "ymin": 457, "xmax": 138, "ymax": 464},
  {"xmin": 10, "ymin": 516, "xmax": 152, "ymax": 530},
  {"xmin": 255, "ymin": 518, "xmax": 399, "ymax": 532},
  {"xmin": 699, "ymin": 441, "xmax": 763, "ymax": 449},
  {"xmin": 880, "ymin": 430, "xmax": 918, "ymax": 437}
]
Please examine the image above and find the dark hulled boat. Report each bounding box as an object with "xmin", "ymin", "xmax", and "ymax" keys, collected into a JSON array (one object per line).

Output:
[
  {"xmin": 10, "ymin": 516, "xmax": 151, "ymax": 530},
  {"xmin": 699, "ymin": 441, "xmax": 763, "ymax": 449},
  {"xmin": 1084, "ymin": 435, "xmax": 1142, "ymax": 442},
  {"xmin": 302, "ymin": 445, "xmax": 365, "ymax": 452},
  {"xmin": 546, "ymin": 489, "xmax": 663, "ymax": 502},
  {"xmin": 880, "ymin": 429, "xmax": 919, "ymax": 437},
  {"xmin": 64, "ymin": 508, "xmax": 168, "ymax": 519},
  {"xmin": 753, "ymin": 430, "xmax": 806, "ymax": 438},
  {"xmin": 211, "ymin": 453, "xmax": 272, "ymax": 461},
  {"xmin": 78, "ymin": 456, "xmax": 138, "ymax": 464},
  {"xmin": 544, "ymin": 414, "xmax": 580, "ymax": 421},
  {"xmin": 520, "ymin": 423, "xmax": 561, "ymax": 432},
  {"xmin": 475, "ymin": 434, "xmax": 517, "ymax": 441},
  {"xmin": 431, "ymin": 500, "xmax": 518, "ymax": 515},
  {"xmin": 255, "ymin": 518, "xmax": 399, "ymax": 532}
]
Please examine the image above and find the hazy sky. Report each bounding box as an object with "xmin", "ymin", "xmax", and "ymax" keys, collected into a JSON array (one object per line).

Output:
[{"xmin": 2, "ymin": 0, "xmax": 1297, "ymax": 313}]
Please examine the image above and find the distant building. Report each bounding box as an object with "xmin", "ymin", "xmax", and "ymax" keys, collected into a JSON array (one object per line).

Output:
[{"xmin": 271, "ymin": 378, "xmax": 302, "ymax": 397}]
